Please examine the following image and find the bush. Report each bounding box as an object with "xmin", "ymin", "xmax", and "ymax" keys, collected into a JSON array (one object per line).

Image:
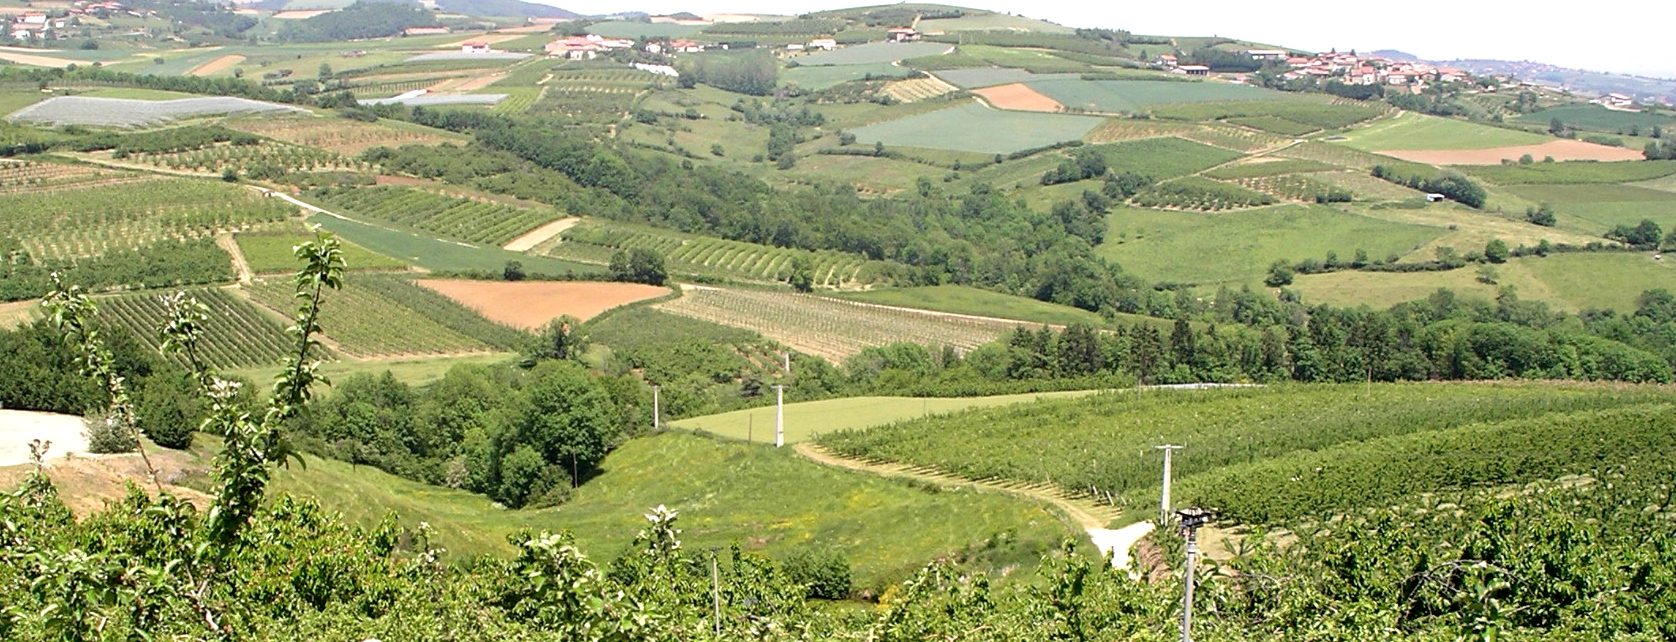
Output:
[
  {"xmin": 783, "ymin": 549, "xmax": 850, "ymax": 599},
  {"xmin": 84, "ymin": 410, "xmax": 139, "ymax": 454},
  {"xmin": 135, "ymin": 372, "xmax": 202, "ymax": 450}
]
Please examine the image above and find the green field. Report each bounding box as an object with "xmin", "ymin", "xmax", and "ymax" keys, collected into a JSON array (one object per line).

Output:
[
  {"xmin": 94, "ymin": 286, "xmax": 294, "ymax": 369},
  {"xmin": 316, "ymin": 186, "xmax": 562, "ymax": 246},
  {"xmin": 817, "ymin": 382, "xmax": 1676, "ymax": 525},
  {"xmin": 1098, "ymin": 204, "xmax": 1444, "ymax": 285},
  {"xmin": 849, "ymin": 102, "xmax": 1103, "ymax": 154},
  {"xmin": 932, "ymin": 68, "xmax": 1080, "ymax": 89},
  {"xmin": 793, "ymin": 42, "xmax": 952, "ymax": 66},
  {"xmin": 274, "ymin": 430, "xmax": 1082, "ymax": 588},
  {"xmin": 1518, "ymin": 105, "xmax": 1675, "ymax": 132},
  {"xmin": 1024, "ymin": 79, "xmax": 1284, "ymax": 113},
  {"xmin": 1336, "ymin": 111, "xmax": 1552, "ymax": 151},
  {"xmin": 2, "ymin": 178, "xmax": 294, "ymax": 262},
  {"xmin": 1291, "ymin": 251, "xmax": 1675, "ymax": 312},
  {"xmin": 234, "ymin": 230, "xmax": 410, "ymax": 274},
  {"xmin": 831, "ymin": 285, "xmax": 1110, "ymax": 327},
  {"xmin": 1091, "ymin": 136, "xmax": 1246, "ymax": 180},
  {"xmin": 1503, "ymin": 185, "xmax": 1676, "ymax": 233},
  {"xmin": 783, "ymin": 63, "xmax": 913, "ymax": 90},
  {"xmin": 1463, "ymin": 160, "xmax": 1676, "ymax": 185},
  {"xmin": 916, "ymin": 12, "xmax": 1075, "ymax": 33},
  {"xmin": 1151, "ymin": 99, "xmax": 1385, "ymax": 129},
  {"xmin": 306, "ymin": 212, "xmax": 602, "ymax": 276},
  {"xmin": 672, "ymin": 390, "xmax": 1111, "ymax": 445}
]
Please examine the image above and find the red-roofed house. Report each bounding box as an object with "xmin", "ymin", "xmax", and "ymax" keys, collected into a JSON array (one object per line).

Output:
[
  {"xmin": 461, "ymin": 41, "xmax": 490, "ymax": 54},
  {"xmin": 887, "ymin": 27, "xmax": 919, "ymax": 42}
]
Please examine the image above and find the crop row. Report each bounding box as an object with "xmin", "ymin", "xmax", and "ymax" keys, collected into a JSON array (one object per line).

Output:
[
  {"xmin": 1202, "ymin": 159, "xmax": 1340, "ymax": 180},
  {"xmin": 815, "ymin": 383, "xmax": 1676, "ymax": 518},
  {"xmin": 94, "ymin": 287, "xmax": 297, "ymax": 369},
  {"xmin": 316, "ymin": 186, "xmax": 555, "ymax": 246},
  {"xmin": 493, "ymin": 87, "xmax": 541, "ymax": 114},
  {"xmin": 0, "ymin": 160, "xmax": 109, "ymax": 190},
  {"xmin": 135, "ymin": 142, "xmax": 364, "ymax": 174},
  {"xmin": 881, "ymin": 78, "xmax": 953, "ymax": 103},
  {"xmin": 559, "ymin": 223, "xmax": 883, "ymax": 287},
  {"xmin": 1274, "ymin": 140, "xmax": 1393, "ymax": 170},
  {"xmin": 1154, "ymin": 99, "xmax": 1386, "ymax": 130},
  {"xmin": 244, "ymin": 275, "xmax": 492, "ymax": 358},
  {"xmin": 1083, "ymin": 119, "xmax": 1195, "ymax": 144},
  {"xmin": 0, "ymin": 179, "xmax": 295, "ymax": 261},
  {"xmin": 357, "ymin": 274, "xmax": 530, "ymax": 350},
  {"xmin": 1235, "ymin": 174, "xmax": 1351, "ymax": 202},
  {"xmin": 1176, "ymin": 124, "xmax": 1289, "ymax": 153},
  {"xmin": 1182, "ymin": 403, "xmax": 1676, "ymax": 524},
  {"xmin": 1130, "ymin": 176, "xmax": 1277, "ymax": 211},
  {"xmin": 657, "ymin": 286, "xmax": 1015, "ymax": 361},
  {"xmin": 227, "ymin": 118, "xmax": 457, "ymax": 156}
]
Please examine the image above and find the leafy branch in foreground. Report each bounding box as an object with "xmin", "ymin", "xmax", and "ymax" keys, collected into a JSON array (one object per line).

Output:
[
  {"xmin": 41, "ymin": 274, "xmax": 159, "ymax": 490},
  {"xmin": 160, "ymin": 228, "xmax": 344, "ymax": 551}
]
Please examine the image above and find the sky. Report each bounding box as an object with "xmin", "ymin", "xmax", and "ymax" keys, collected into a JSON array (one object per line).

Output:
[{"xmin": 544, "ymin": 0, "xmax": 1676, "ymax": 79}]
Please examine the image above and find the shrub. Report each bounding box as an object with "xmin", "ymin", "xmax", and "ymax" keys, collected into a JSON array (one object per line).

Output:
[
  {"xmin": 783, "ymin": 549, "xmax": 851, "ymax": 599},
  {"xmin": 135, "ymin": 372, "xmax": 202, "ymax": 450},
  {"xmin": 84, "ymin": 410, "xmax": 139, "ymax": 454}
]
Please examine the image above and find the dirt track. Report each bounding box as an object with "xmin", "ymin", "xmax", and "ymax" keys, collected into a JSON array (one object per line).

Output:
[
  {"xmin": 502, "ymin": 217, "xmax": 578, "ymax": 251},
  {"xmin": 189, "ymin": 54, "xmax": 244, "ymax": 77},
  {"xmin": 794, "ymin": 442, "xmax": 1154, "ymax": 570}
]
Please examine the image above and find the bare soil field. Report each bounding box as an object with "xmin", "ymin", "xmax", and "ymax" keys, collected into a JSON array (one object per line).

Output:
[
  {"xmin": 973, "ymin": 82, "xmax": 1063, "ymax": 112},
  {"xmin": 440, "ymin": 34, "xmax": 524, "ymax": 48},
  {"xmin": 416, "ymin": 280, "xmax": 667, "ymax": 328},
  {"xmin": 189, "ymin": 54, "xmax": 245, "ymax": 77},
  {"xmin": 375, "ymin": 174, "xmax": 432, "ymax": 186},
  {"xmin": 1382, "ymin": 139, "xmax": 1645, "ymax": 165},
  {"xmin": 496, "ymin": 23, "xmax": 558, "ymax": 33},
  {"xmin": 428, "ymin": 72, "xmax": 505, "ymax": 93},
  {"xmin": 0, "ymin": 50, "xmax": 75, "ymax": 67},
  {"xmin": 502, "ymin": 217, "xmax": 578, "ymax": 251},
  {"xmin": 271, "ymin": 9, "xmax": 332, "ymax": 19}
]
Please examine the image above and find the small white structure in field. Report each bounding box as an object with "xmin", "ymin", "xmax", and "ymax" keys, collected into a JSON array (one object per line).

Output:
[
  {"xmin": 1425, "ymin": 193, "xmax": 1447, "ymax": 203},
  {"xmin": 808, "ymin": 38, "xmax": 836, "ymax": 51},
  {"xmin": 461, "ymin": 41, "xmax": 490, "ymax": 54}
]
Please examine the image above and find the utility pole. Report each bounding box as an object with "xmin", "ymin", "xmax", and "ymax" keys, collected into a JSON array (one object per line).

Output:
[
  {"xmin": 772, "ymin": 385, "xmax": 785, "ymax": 447},
  {"xmin": 1176, "ymin": 508, "xmax": 1213, "ymax": 642},
  {"xmin": 710, "ymin": 547, "xmax": 722, "ymax": 638},
  {"xmin": 1155, "ymin": 444, "xmax": 1184, "ymax": 522},
  {"xmin": 651, "ymin": 384, "xmax": 661, "ymax": 430}
]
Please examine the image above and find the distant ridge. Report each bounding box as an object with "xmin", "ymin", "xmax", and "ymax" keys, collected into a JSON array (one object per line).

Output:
[{"xmin": 431, "ymin": 0, "xmax": 580, "ymax": 19}]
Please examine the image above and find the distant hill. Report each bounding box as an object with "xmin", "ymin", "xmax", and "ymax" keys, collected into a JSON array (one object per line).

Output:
[
  {"xmin": 1441, "ymin": 59, "xmax": 1676, "ymax": 104},
  {"xmin": 1368, "ymin": 49, "xmax": 1420, "ymax": 63},
  {"xmin": 432, "ymin": 0, "xmax": 580, "ymax": 19}
]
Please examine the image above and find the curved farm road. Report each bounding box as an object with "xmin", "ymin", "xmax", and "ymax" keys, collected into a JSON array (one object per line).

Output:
[
  {"xmin": 215, "ymin": 232, "xmax": 254, "ymax": 284},
  {"xmin": 795, "ymin": 443, "xmax": 1154, "ymax": 571}
]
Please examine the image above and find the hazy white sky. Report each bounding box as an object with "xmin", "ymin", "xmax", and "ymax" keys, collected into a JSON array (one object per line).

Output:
[{"xmin": 547, "ymin": 0, "xmax": 1676, "ymax": 78}]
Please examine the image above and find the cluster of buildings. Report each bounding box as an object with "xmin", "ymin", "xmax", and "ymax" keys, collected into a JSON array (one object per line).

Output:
[
  {"xmin": 544, "ymin": 33, "xmax": 637, "ymax": 59},
  {"xmin": 1156, "ymin": 49, "xmax": 1470, "ymax": 88}
]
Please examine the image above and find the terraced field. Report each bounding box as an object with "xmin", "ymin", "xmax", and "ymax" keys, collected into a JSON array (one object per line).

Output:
[
  {"xmin": 658, "ymin": 286, "xmax": 1021, "ymax": 361},
  {"xmin": 552, "ymin": 221, "xmax": 888, "ymax": 288},
  {"xmin": 135, "ymin": 141, "xmax": 365, "ymax": 175},
  {"xmin": 849, "ymin": 102, "xmax": 1103, "ymax": 154}
]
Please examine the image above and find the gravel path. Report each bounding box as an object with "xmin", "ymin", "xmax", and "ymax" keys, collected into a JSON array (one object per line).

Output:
[{"xmin": 0, "ymin": 409, "xmax": 88, "ymax": 466}]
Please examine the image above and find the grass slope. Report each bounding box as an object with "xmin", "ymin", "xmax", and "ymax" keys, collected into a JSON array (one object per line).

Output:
[
  {"xmin": 306, "ymin": 212, "xmax": 601, "ymax": 276},
  {"xmin": 831, "ymin": 285, "xmax": 1108, "ymax": 327},
  {"xmin": 274, "ymin": 431, "xmax": 1080, "ymax": 588},
  {"xmin": 1025, "ymin": 79, "xmax": 1283, "ymax": 113}
]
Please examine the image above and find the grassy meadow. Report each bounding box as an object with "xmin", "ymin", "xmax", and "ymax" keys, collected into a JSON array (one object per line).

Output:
[
  {"xmin": 273, "ymin": 431, "xmax": 1084, "ymax": 588},
  {"xmin": 1098, "ymin": 204, "xmax": 1445, "ymax": 285}
]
